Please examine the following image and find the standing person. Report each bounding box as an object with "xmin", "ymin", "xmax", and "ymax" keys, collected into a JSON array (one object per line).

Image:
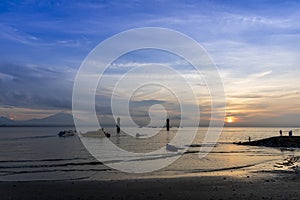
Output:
[
  {"xmin": 279, "ymin": 130, "xmax": 283, "ymax": 136},
  {"xmin": 248, "ymin": 136, "xmax": 251, "ymax": 142},
  {"xmin": 166, "ymin": 118, "xmax": 170, "ymax": 132},
  {"xmin": 289, "ymin": 130, "xmax": 293, "ymax": 137},
  {"xmin": 116, "ymin": 117, "xmax": 121, "ymax": 134}
]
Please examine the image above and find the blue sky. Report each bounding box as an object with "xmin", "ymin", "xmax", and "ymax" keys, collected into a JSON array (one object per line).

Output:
[{"xmin": 1, "ymin": 0, "xmax": 300, "ymax": 126}]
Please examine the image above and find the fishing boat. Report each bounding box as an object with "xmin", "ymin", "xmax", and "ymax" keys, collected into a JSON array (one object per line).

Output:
[{"xmin": 58, "ymin": 130, "xmax": 76, "ymax": 137}]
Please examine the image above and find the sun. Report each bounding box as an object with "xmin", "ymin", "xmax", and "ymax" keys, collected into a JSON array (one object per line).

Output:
[{"xmin": 226, "ymin": 116, "xmax": 235, "ymax": 123}]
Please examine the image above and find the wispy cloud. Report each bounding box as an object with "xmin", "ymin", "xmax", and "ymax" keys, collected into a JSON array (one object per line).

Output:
[{"xmin": 0, "ymin": 24, "xmax": 40, "ymax": 45}]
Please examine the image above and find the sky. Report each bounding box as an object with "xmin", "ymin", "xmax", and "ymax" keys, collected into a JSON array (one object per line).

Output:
[{"xmin": 1, "ymin": 0, "xmax": 300, "ymax": 126}]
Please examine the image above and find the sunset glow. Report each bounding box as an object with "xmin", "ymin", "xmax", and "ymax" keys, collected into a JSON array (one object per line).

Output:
[{"xmin": 226, "ymin": 116, "xmax": 236, "ymax": 124}]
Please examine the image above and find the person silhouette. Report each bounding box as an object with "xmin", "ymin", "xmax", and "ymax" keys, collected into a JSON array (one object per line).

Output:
[
  {"xmin": 166, "ymin": 118, "xmax": 170, "ymax": 132},
  {"xmin": 116, "ymin": 125, "xmax": 120, "ymax": 134},
  {"xmin": 116, "ymin": 117, "xmax": 121, "ymax": 134},
  {"xmin": 279, "ymin": 130, "xmax": 282, "ymax": 136}
]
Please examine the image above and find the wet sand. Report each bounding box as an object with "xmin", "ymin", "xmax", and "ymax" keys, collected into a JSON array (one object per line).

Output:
[{"xmin": 1, "ymin": 172, "xmax": 300, "ymax": 200}]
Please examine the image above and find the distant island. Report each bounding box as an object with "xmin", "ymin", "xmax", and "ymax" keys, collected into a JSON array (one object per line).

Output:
[{"xmin": 0, "ymin": 113, "xmax": 75, "ymax": 127}]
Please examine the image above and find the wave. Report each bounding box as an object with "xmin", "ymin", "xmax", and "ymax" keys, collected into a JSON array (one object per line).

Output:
[
  {"xmin": 187, "ymin": 163, "xmax": 259, "ymax": 173},
  {"xmin": 0, "ymin": 161, "xmax": 103, "ymax": 169},
  {"xmin": 184, "ymin": 150, "xmax": 266, "ymax": 154},
  {"xmin": 0, "ymin": 168, "xmax": 111, "ymax": 176},
  {"xmin": 0, "ymin": 157, "xmax": 86, "ymax": 163},
  {"xmin": 186, "ymin": 143, "xmax": 217, "ymax": 148},
  {"xmin": 0, "ymin": 135, "xmax": 56, "ymax": 141},
  {"xmin": 185, "ymin": 159, "xmax": 279, "ymax": 173}
]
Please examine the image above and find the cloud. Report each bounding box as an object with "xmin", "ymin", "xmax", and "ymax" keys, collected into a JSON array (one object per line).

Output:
[
  {"xmin": 0, "ymin": 24, "xmax": 40, "ymax": 45},
  {"xmin": 251, "ymin": 70, "xmax": 272, "ymax": 78},
  {"xmin": 0, "ymin": 62, "xmax": 74, "ymax": 110},
  {"xmin": 228, "ymin": 92, "xmax": 299, "ymax": 99}
]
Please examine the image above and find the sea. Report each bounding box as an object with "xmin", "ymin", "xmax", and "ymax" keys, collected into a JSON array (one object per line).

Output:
[{"xmin": 0, "ymin": 126, "xmax": 299, "ymax": 181}]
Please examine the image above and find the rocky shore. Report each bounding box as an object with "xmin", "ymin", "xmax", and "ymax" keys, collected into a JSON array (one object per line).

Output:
[{"xmin": 234, "ymin": 136, "xmax": 300, "ymax": 148}]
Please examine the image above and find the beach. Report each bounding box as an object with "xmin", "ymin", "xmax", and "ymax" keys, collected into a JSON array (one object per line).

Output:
[{"xmin": 1, "ymin": 172, "xmax": 300, "ymax": 200}]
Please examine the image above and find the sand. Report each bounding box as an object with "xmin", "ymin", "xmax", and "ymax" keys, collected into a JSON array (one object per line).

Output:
[{"xmin": 1, "ymin": 172, "xmax": 300, "ymax": 200}]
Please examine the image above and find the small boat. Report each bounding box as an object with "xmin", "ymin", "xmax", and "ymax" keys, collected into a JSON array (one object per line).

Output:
[
  {"xmin": 58, "ymin": 130, "xmax": 76, "ymax": 137},
  {"xmin": 81, "ymin": 128, "xmax": 110, "ymax": 138},
  {"xmin": 101, "ymin": 128, "xmax": 111, "ymax": 138},
  {"xmin": 104, "ymin": 131, "xmax": 111, "ymax": 138}
]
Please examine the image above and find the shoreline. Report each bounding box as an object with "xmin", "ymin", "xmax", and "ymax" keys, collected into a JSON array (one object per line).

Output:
[{"xmin": 1, "ymin": 172, "xmax": 300, "ymax": 200}]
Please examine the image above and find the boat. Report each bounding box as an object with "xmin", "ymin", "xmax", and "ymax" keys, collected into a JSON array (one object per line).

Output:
[
  {"xmin": 104, "ymin": 131, "xmax": 111, "ymax": 138},
  {"xmin": 58, "ymin": 130, "xmax": 76, "ymax": 137},
  {"xmin": 81, "ymin": 128, "xmax": 110, "ymax": 138}
]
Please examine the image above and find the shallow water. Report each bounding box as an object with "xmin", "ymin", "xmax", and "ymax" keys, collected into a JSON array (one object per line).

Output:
[{"xmin": 0, "ymin": 126, "xmax": 299, "ymax": 181}]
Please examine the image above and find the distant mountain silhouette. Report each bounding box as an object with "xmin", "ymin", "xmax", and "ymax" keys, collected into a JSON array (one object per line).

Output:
[
  {"xmin": 0, "ymin": 113, "xmax": 75, "ymax": 127},
  {"xmin": 0, "ymin": 116, "xmax": 15, "ymax": 125}
]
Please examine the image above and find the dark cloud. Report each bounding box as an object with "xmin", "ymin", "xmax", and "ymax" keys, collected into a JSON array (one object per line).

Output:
[{"xmin": 0, "ymin": 62, "xmax": 73, "ymax": 110}]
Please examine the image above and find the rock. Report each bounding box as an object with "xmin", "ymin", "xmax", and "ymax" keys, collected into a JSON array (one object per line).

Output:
[{"xmin": 234, "ymin": 136, "xmax": 300, "ymax": 148}]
